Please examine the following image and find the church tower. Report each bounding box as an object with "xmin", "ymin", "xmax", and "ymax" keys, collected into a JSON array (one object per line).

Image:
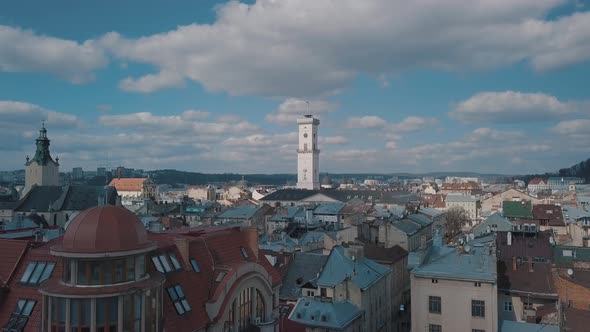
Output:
[
  {"xmin": 23, "ymin": 123, "xmax": 60, "ymax": 196},
  {"xmin": 296, "ymin": 115, "xmax": 320, "ymax": 190}
]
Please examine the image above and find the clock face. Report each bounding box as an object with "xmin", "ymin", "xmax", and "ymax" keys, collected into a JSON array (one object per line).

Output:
[
  {"xmin": 303, "ymin": 169, "xmax": 307, "ymax": 172},
  {"xmin": 303, "ymin": 133, "xmax": 308, "ymax": 138}
]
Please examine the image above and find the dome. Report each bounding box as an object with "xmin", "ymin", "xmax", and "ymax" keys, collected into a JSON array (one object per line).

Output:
[
  {"xmin": 53, "ymin": 205, "xmax": 155, "ymax": 255},
  {"xmin": 321, "ymin": 174, "xmax": 333, "ymax": 186}
]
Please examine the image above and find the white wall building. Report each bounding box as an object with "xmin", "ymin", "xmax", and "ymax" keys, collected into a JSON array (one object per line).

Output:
[{"xmin": 296, "ymin": 115, "xmax": 320, "ymax": 190}]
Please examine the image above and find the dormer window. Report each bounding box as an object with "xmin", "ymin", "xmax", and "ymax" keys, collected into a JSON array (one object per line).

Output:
[
  {"xmin": 20, "ymin": 262, "xmax": 55, "ymax": 285},
  {"xmin": 240, "ymin": 247, "xmax": 249, "ymax": 259}
]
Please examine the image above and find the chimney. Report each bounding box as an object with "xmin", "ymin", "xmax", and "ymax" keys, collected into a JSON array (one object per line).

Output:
[
  {"xmin": 243, "ymin": 227, "xmax": 259, "ymax": 259},
  {"xmin": 507, "ymin": 231, "xmax": 512, "ymax": 246},
  {"xmin": 512, "ymin": 256, "xmax": 517, "ymax": 271},
  {"xmin": 174, "ymin": 237, "xmax": 191, "ymax": 267},
  {"xmin": 528, "ymin": 257, "xmax": 534, "ymax": 272}
]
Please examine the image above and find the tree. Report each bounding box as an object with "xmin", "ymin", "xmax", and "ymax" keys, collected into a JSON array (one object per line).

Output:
[{"xmin": 445, "ymin": 206, "xmax": 470, "ymax": 240}]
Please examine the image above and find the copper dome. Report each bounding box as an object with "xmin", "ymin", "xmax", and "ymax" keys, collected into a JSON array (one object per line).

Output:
[{"xmin": 53, "ymin": 205, "xmax": 154, "ymax": 255}]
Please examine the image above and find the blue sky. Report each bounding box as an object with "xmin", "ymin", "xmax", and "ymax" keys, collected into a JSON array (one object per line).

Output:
[{"xmin": 1, "ymin": 0, "xmax": 590, "ymax": 174}]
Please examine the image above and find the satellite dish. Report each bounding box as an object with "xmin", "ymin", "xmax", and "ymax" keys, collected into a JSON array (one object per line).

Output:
[
  {"xmin": 464, "ymin": 245, "xmax": 471, "ymax": 253},
  {"xmin": 567, "ymin": 269, "xmax": 574, "ymax": 277}
]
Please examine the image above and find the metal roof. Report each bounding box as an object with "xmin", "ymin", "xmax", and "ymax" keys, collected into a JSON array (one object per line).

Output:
[
  {"xmin": 317, "ymin": 246, "xmax": 390, "ymax": 290},
  {"xmin": 499, "ymin": 320, "xmax": 558, "ymax": 332},
  {"xmin": 445, "ymin": 194, "xmax": 478, "ymax": 203},
  {"xmin": 418, "ymin": 207, "xmax": 445, "ymax": 218},
  {"xmin": 280, "ymin": 252, "xmax": 329, "ymax": 300},
  {"xmin": 313, "ymin": 202, "xmax": 346, "ymax": 215},
  {"xmin": 412, "ymin": 236, "xmax": 496, "ymax": 282},
  {"xmin": 216, "ymin": 205, "xmax": 261, "ymax": 219},
  {"xmin": 289, "ymin": 299, "xmax": 363, "ymax": 330},
  {"xmin": 391, "ymin": 219, "xmax": 421, "ymax": 235}
]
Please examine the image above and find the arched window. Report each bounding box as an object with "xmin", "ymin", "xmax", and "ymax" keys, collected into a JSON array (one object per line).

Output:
[{"xmin": 225, "ymin": 288, "xmax": 266, "ymax": 332}]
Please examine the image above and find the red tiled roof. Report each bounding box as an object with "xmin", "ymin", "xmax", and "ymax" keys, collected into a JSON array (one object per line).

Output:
[
  {"xmin": 0, "ymin": 226, "xmax": 280, "ymax": 332},
  {"xmin": 108, "ymin": 178, "xmax": 146, "ymax": 192},
  {"xmin": 0, "ymin": 239, "xmax": 30, "ymax": 287},
  {"xmin": 528, "ymin": 178, "xmax": 546, "ymax": 185}
]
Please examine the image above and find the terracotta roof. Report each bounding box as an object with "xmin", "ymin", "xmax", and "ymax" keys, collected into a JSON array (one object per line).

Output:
[
  {"xmin": 0, "ymin": 225, "xmax": 280, "ymax": 332},
  {"xmin": 528, "ymin": 178, "xmax": 546, "ymax": 185},
  {"xmin": 53, "ymin": 206, "xmax": 154, "ymax": 254},
  {"xmin": 564, "ymin": 308, "xmax": 590, "ymax": 332},
  {"xmin": 0, "ymin": 239, "xmax": 30, "ymax": 287},
  {"xmin": 108, "ymin": 178, "xmax": 146, "ymax": 192},
  {"xmin": 497, "ymin": 231, "xmax": 554, "ymax": 261},
  {"xmin": 532, "ymin": 204, "xmax": 565, "ymax": 227},
  {"xmin": 497, "ymin": 261, "xmax": 556, "ymax": 296}
]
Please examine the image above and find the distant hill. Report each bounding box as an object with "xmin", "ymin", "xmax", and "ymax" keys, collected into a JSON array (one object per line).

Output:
[
  {"xmin": 147, "ymin": 169, "xmax": 515, "ymax": 186},
  {"xmin": 520, "ymin": 157, "xmax": 590, "ymax": 183}
]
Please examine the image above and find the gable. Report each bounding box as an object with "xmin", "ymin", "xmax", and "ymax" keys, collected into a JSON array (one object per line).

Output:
[{"xmin": 301, "ymin": 193, "xmax": 340, "ymax": 203}]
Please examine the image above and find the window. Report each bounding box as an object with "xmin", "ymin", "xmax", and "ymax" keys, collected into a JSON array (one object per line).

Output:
[
  {"xmin": 240, "ymin": 247, "xmax": 249, "ymax": 259},
  {"xmin": 523, "ymin": 301, "xmax": 533, "ymax": 310},
  {"xmin": 472, "ymin": 300, "xmax": 485, "ymax": 318},
  {"xmin": 169, "ymin": 253, "xmax": 182, "ymax": 270},
  {"xmin": 474, "ymin": 282, "xmax": 481, "ymax": 287},
  {"xmin": 216, "ymin": 271, "xmax": 227, "ymax": 282},
  {"xmin": 320, "ymin": 288, "xmax": 327, "ymax": 297},
  {"xmin": 4, "ymin": 299, "xmax": 36, "ymax": 331},
  {"xmin": 429, "ymin": 296, "xmax": 441, "ymax": 314},
  {"xmin": 504, "ymin": 301, "xmax": 513, "ymax": 312},
  {"xmin": 167, "ymin": 285, "xmax": 191, "ymax": 315},
  {"xmin": 190, "ymin": 259, "xmax": 200, "ymax": 272},
  {"xmin": 152, "ymin": 254, "xmax": 178, "ymax": 273},
  {"xmin": 431, "ymin": 278, "xmax": 439, "ymax": 283},
  {"xmin": 429, "ymin": 324, "xmax": 442, "ymax": 332},
  {"xmin": 20, "ymin": 262, "xmax": 55, "ymax": 285},
  {"xmin": 472, "ymin": 330, "xmax": 485, "ymax": 332}
]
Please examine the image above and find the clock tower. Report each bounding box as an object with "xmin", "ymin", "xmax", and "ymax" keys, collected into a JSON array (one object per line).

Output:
[
  {"xmin": 23, "ymin": 123, "xmax": 60, "ymax": 196},
  {"xmin": 296, "ymin": 115, "xmax": 320, "ymax": 190}
]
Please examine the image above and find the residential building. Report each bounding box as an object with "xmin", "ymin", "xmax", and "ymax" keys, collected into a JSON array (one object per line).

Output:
[
  {"xmin": 445, "ymin": 194, "xmax": 479, "ymax": 221},
  {"xmin": 280, "ymin": 252, "xmax": 329, "ymax": 302},
  {"xmin": 480, "ymin": 189, "xmax": 543, "ymax": 215},
  {"xmin": 439, "ymin": 181, "xmax": 481, "ymax": 196},
  {"xmin": 313, "ymin": 202, "xmax": 346, "ymax": 229},
  {"xmin": 259, "ymin": 189, "xmax": 419, "ymax": 208},
  {"xmin": 364, "ymin": 244, "xmax": 410, "ymax": 331},
  {"xmin": 496, "ymin": 231, "xmax": 558, "ymax": 324},
  {"xmin": 472, "ymin": 213, "xmax": 513, "ymax": 237},
  {"xmin": 109, "ymin": 177, "xmax": 156, "ymax": 204},
  {"xmin": 0, "ymin": 205, "xmax": 281, "ymax": 332},
  {"xmin": 527, "ymin": 178, "xmax": 549, "ymax": 193},
  {"xmin": 297, "ymin": 115, "xmax": 320, "ymax": 190},
  {"xmin": 553, "ymin": 246, "xmax": 590, "ymax": 311},
  {"xmin": 359, "ymin": 216, "xmax": 433, "ymax": 252},
  {"xmin": 72, "ymin": 167, "xmax": 84, "ymax": 180},
  {"xmin": 214, "ymin": 204, "xmax": 273, "ymax": 231},
  {"xmin": 410, "ymin": 235, "xmax": 498, "ymax": 332},
  {"xmin": 289, "ymin": 246, "xmax": 393, "ymax": 331},
  {"xmin": 417, "ymin": 208, "xmax": 447, "ymax": 240},
  {"xmin": 187, "ymin": 185, "xmax": 217, "ymax": 201},
  {"xmin": 547, "ymin": 177, "xmax": 584, "ymax": 191},
  {"xmin": 23, "ymin": 124, "xmax": 60, "ymax": 196},
  {"xmin": 532, "ymin": 204, "xmax": 566, "ymax": 234}
]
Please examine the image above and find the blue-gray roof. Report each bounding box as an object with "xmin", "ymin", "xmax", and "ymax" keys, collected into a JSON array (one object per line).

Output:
[
  {"xmin": 412, "ymin": 236, "xmax": 496, "ymax": 282},
  {"xmin": 391, "ymin": 219, "xmax": 421, "ymax": 235},
  {"xmin": 280, "ymin": 252, "xmax": 329, "ymax": 299},
  {"xmin": 270, "ymin": 206, "xmax": 302, "ymax": 221},
  {"xmin": 313, "ymin": 202, "xmax": 346, "ymax": 215},
  {"xmin": 289, "ymin": 299, "xmax": 363, "ymax": 330},
  {"xmin": 407, "ymin": 214, "xmax": 434, "ymax": 227},
  {"xmin": 317, "ymin": 246, "xmax": 390, "ymax": 290},
  {"xmin": 472, "ymin": 212, "xmax": 513, "ymax": 236},
  {"xmin": 563, "ymin": 206, "xmax": 590, "ymax": 223},
  {"xmin": 499, "ymin": 320, "xmax": 558, "ymax": 332},
  {"xmin": 418, "ymin": 208, "xmax": 445, "ymax": 218},
  {"xmin": 217, "ymin": 205, "xmax": 261, "ymax": 219},
  {"xmin": 299, "ymin": 231, "xmax": 325, "ymax": 246}
]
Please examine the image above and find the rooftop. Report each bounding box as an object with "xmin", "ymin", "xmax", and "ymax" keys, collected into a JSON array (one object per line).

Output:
[
  {"xmin": 445, "ymin": 194, "xmax": 478, "ymax": 203},
  {"xmin": 412, "ymin": 235, "xmax": 496, "ymax": 282},
  {"xmin": 502, "ymin": 200, "xmax": 533, "ymax": 219},
  {"xmin": 391, "ymin": 219, "xmax": 422, "ymax": 235},
  {"xmin": 363, "ymin": 243, "xmax": 408, "ymax": 264},
  {"xmin": 317, "ymin": 246, "xmax": 390, "ymax": 290},
  {"xmin": 313, "ymin": 202, "xmax": 346, "ymax": 215},
  {"xmin": 499, "ymin": 320, "xmax": 558, "ymax": 332},
  {"xmin": 217, "ymin": 205, "xmax": 261, "ymax": 219},
  {"xmin": 418, "ymin": 207, "xmax": 445, "ymax": 218},
  {"xmin": 280, "ymin": 252, "xmax": 329, "ymax": 300},
  {"xmin": 108, "ymin": 177, "xmax": 148, "ymax": 192},
  {"xmin": 289, "ymin": 299, "xmax": 363, "ymax": 330}
]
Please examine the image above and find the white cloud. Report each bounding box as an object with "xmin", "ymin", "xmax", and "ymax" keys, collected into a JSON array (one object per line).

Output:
[
  {"xmin": 391, "ymin": 116, "xmax": 438, "ymax": 132},
  {"xmin": 98, "ymin": 0, "xmax": 590, "ymax": 96},
  {"xmin": 321, "ymin": 136, "xmax": 349, "ymax": 145},
  {"xmin": 450, "ymin": 91, "xmax": 578, "ymax": 123},
  {"xmin": 550, "ymin": 119, "xmax": 590, "ymax": 136},
  {"xmin": 345, "ymin": 116, "xmax": 387, "ymax": 129},
  {"xmin": 266, "ymin": 98, "xmax": 337, "ymax": 125},
  {"xmin": 0, "ymin": 26, "xmax": 107, "ymax": 83},
  {"xmin": 0, "ymin": 101, "xmax": 82, "ymax": 129},
  {"xmin": 181, "ymin": 110, "xmax": 209, "ymax": 120}
]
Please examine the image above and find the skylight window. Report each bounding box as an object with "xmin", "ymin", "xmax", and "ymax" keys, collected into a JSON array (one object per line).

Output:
[
  {"xmin": 151, "ymin": 253, "xmax": 182, "ymax": 273},
  {"xmin": 19, "ymin": 262, "xmax": 55, "ymax": 285},
  {"xmin": 167, "ymin": 285, "xmax": 191, "ymax": 315},
  {"xmin": 190, "ymin": 259, "xmax": 200, "ymax": 272},
  {"xmin": 3, "ymin": 299, "xmax": 36, "ymax": 331},
  {"xmin": 240, "ymin": 247, "xmax": 249, "ymax": 259},
  {"xmin": 216, "ymin": 271, "xmax": 227, "ymax": 282}
]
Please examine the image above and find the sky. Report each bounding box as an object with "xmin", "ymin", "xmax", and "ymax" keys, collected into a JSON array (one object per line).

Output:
[{"xmin": 1, "ymin": 0, "xmax": 590, "ymax": 175}]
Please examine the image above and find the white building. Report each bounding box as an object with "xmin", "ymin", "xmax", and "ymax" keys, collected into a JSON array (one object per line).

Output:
[
  {"xmin": 23, "ymin": 123, "xmax": 60, "ymax": 196},
  {"xmin": 296, "ymin": 115, "xmax": 320, "ymax": 190},
  {"xmin": 446, "ymin": 194, "xmax": 480, "ymax": 221}
]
